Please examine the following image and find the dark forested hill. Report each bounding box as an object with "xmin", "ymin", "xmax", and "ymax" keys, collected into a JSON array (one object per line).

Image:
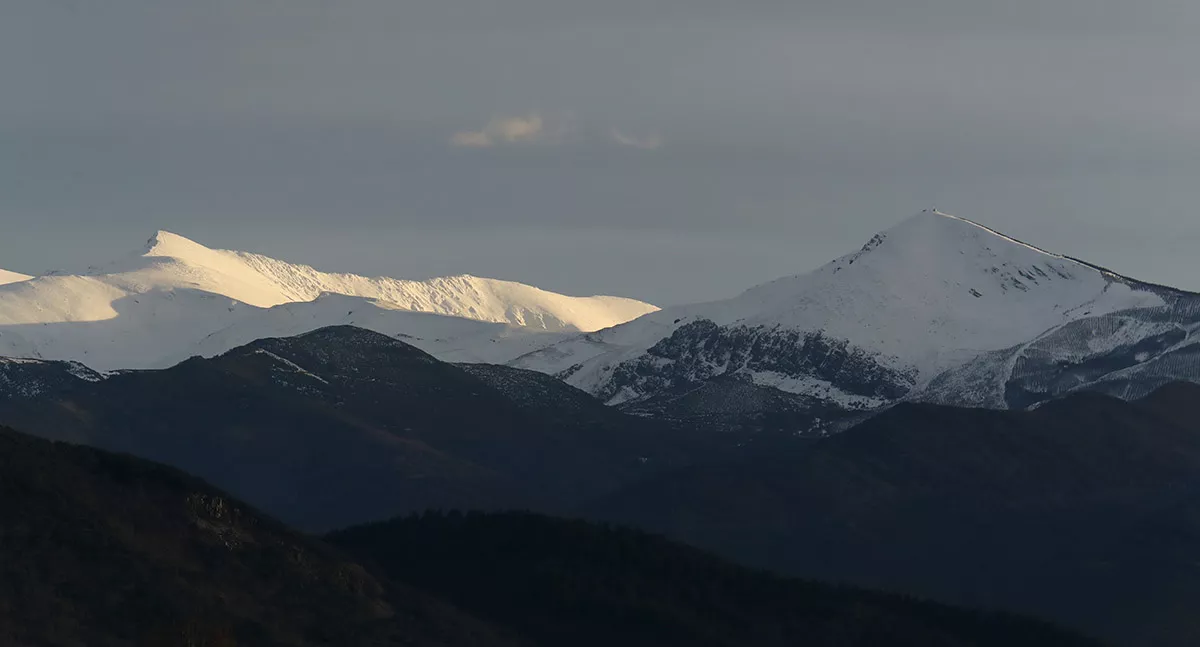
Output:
[
  {"xmin": 0, "ymin": 426, "xmax": 518, "ymax": 647},
  {"xmin": 587, "ymin": 384, "xmax": 1200, "ymax": 647},
  {"xmin": 328, "ymin": 511, "xmax": 1103, "ymax": 647}
]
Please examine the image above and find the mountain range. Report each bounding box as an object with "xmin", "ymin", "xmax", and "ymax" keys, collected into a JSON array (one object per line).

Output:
[
  {"xmin": 6, "ymin": 210, "xmax": 1198, "ymax": 428},
  {"xmin": 5, "ymin": 210, "xmax": 1200, "ymax": 645}
]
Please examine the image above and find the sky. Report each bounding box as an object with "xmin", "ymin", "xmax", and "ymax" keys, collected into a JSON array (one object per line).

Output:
[{"xmin": 2, "ymin": 1, "xmax": 1199, "ymax": 305}]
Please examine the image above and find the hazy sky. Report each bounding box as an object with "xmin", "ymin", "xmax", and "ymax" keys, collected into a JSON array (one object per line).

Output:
[{"xmin": 2, "ymin": 1, "xmax": 1199, "ymax": 305}]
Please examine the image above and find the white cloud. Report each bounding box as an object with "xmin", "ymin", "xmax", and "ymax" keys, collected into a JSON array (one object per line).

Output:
[
  {"xmin": 451, "ymin": 114, "xmax": 545, "ymax": 147},
  {"xmin": 611, "ymin": 129, "xmax": 663, "ymax": 150}
]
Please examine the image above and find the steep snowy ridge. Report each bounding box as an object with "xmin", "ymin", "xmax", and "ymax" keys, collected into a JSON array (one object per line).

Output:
[
  {"xmin": 0, "ymin": 230, "xmax": 657, "ymax": 370},
  {"xmin": 138, "ymin": 230, "xmax": 657, "ymax": 330},
  {"xmin": 515, "ymin": 211, "xmax": 1169, "ymax": 415}
]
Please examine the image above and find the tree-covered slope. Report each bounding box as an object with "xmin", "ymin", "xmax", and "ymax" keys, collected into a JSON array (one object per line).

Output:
[{"xmin": 329, "ymin": 511, "xmax": 1103, "ymax": 647}]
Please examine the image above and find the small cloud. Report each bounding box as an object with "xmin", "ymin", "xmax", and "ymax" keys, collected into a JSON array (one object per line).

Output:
[
  {"xmin": 451, "ymin": 114, "xmax": 545, "ymax": 147},
  {"xmin": 449, "ymin": 130, "xmax": 494, "ymax": 148},
  {"xmin": 611, "ymin": 129, "xmax": 663, "ymax": 150}
]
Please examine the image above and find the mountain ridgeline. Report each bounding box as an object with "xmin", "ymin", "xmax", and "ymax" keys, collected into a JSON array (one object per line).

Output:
[
  {"xmin": 0, "ymin": 326, "xmax": 723, "ymax": 531},
  {"xmin": 4, "ymin": 211, "xmax": 1200, "ymax": 427}
]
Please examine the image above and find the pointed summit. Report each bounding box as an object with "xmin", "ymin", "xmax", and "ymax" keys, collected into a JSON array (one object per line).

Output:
[
  {"xmin": 143, "ymin": 230, "xmax": 219, "ymax": 261},
  {"xmin": 844, "ymin": 209, "xmax": 1091, "ymax": 280}
]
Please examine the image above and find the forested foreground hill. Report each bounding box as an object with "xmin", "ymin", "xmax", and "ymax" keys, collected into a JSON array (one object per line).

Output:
[
  {"xmin": 0, "ymin": 426, "xmax": 1103, "ymax": 647},
  {"xmin": 0, "ymin": 426, "xmax": 518, "ymax": 647},
  {"xmin": 329, "ymin": 511, "xmax": 1104, "ymax": 647}
]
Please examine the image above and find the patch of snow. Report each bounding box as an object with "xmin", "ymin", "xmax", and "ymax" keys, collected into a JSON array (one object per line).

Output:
[
  {"xmin": 745, "ymin": 370, "xmax": 889, "ymax": 409},
  {"xmin": 66, "ymin": 362, "xmax": 103, "ymax": 382},
  {"xmin": 252, "ymin": 348, "xmax": 330, "ymax": 384},
  {"xmin": 1080, "ymin": 317, "xmax": 1179, "ymax": 356}
]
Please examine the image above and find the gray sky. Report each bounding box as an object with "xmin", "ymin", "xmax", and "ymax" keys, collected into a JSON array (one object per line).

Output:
[{"xmin": 2, "ymin": 1, "xmax": 1199, "ymax": 305}]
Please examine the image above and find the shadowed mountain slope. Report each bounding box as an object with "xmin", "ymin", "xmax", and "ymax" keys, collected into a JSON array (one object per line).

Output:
[{"xmin": 587, "ymin": 383, "xmax": 1200, "ymax": 647}]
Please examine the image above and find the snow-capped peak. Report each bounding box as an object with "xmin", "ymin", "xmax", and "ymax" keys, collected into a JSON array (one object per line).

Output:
[
  {"xmin": 514, "ymin": 210, "xmax": 1168, "ymax": 405},
  {"xmin": 829, "ymin": 209, "xmax": 1121, "ymax": 283},
  {"xmin": 144, "ymin": 229, "xmax": 188, "ymax": 254},
  {"xmin": 143, "ymin": 229, "xmax": 223, "ymax": 260},
  {"xmin": 724, "ymin": 209, "xmax": 1160, "ymax": 342}
]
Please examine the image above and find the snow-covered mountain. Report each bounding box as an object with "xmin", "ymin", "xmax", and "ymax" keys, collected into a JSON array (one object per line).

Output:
[
  {"xmin": 513, "ymin": 211, "xmax": 1191, "ymax": 423},
  {"xmin": 0, "ymin": 231, "xmax": 657, "ymax": 370}
]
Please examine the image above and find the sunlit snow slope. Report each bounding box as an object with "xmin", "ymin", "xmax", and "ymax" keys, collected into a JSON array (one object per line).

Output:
[
  {"xmin": 514, "ymin": 211, "xmax": 1168, "ymax": 408},
  {"xmin": 0, "ymin": 269, "xmax": 31, "ymax": 286},
  {"xmin": 0, "ymin": 231, "xmax": 657, "ymax": 370}
]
